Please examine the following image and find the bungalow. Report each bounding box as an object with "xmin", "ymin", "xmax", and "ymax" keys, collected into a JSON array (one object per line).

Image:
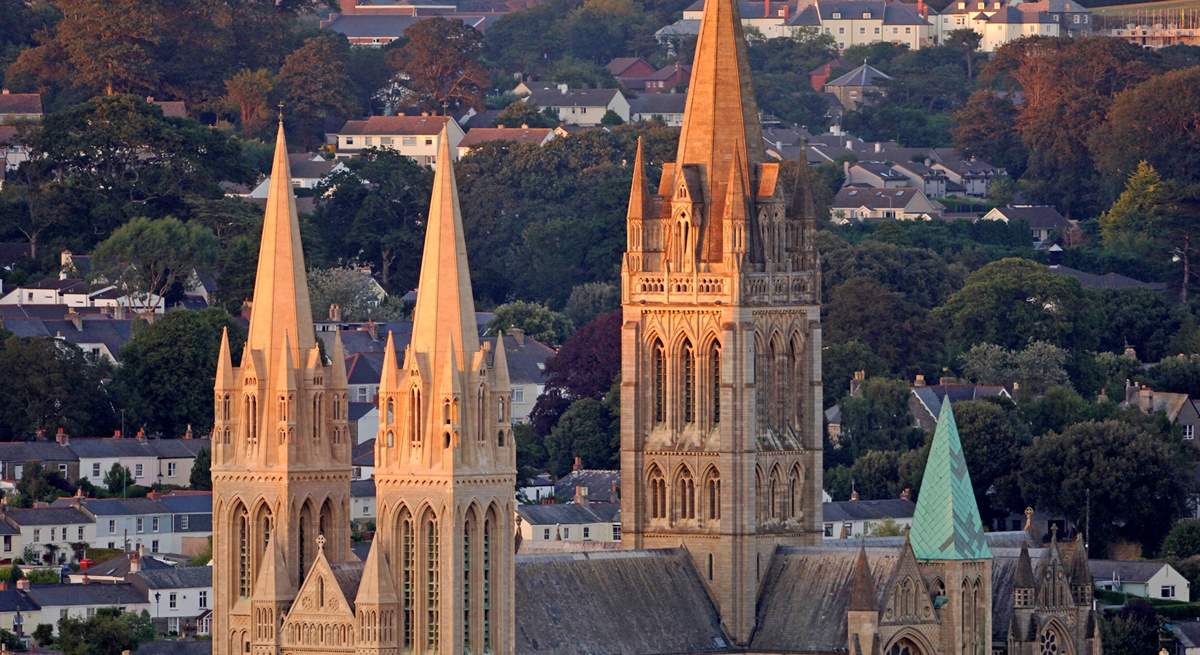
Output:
[
  {"xmin": 821, "ymin": 498, "xmax": 915, "ymax": 538},
  {"xmin": 630, "ymin": 93, "xmax": 687, "ymax": 126},
  {"xmin": 1091, "ymin": 559, "xmax": 1190, "ymax": 601},
  {"xmin": 830, "ymin": 186, "xmax": 943, "ymax": 223},
  {"xmin": 980, "ymin": 205, "xmax": 1071, "ymax": 247},
  {"xmin": 519, "ymin": 84, "xmax": 630, "ymax": 126},
  {"xmin": 456, "ymin": 126, "xmax": 556, "ymax": 158},
  {"xmin": 824, "ymin": 63, "xmax": 892, "ymax": 111},
  {"xmin": 248, "ymin": 154, "xmax": 344, "ymax": 198},
  {"xmin": 329, "ymin": 115, "xmax": 464, "ymax": 165}
]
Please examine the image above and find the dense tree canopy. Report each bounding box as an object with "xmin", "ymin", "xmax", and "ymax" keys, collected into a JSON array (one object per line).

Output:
[
  {"xmin": 391, "ymin": 19, "xmax": 489, "ymax": 113},
  {"xmin": 0, "ymin": 336, "xmax": 115, "ymax": 438}
]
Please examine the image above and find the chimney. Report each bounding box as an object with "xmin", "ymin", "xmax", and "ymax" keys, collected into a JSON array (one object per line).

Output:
[
  {"xmin": 328, "ymin": 303, "xmax": 342, "ymax": 322},
  {"xmin": 845, "ymin": 139, "xmax": 853, "ymax": 150},
  {"xmin": 1137, "ymin": 387, "xmax": 1153, "ymax": 412},
  {"xmin": 112, "ymin": 304, "xmax": 126, "ymax": 320},
  {"xmin": 782, "ymin": 2, "xmax": 790, "ymax": 18},
  {"xmin": 113, "ymin": 429, "xmax": 122, "ymax": 439},
  {"xmin": 183, "ymin": 423, "xmax": 193, "ymax": 440},
  {"xmin": 913, "ymin": 374, "xmax": 926, "ymax": 387},
  {"xmin": 129, "ymin": 547, "xmax": 141, "ymax": 573},
  {"xmin": 15, "ymin": 579, "xmax": 29, "ymax": 591},
  {"xmin": 0, "ymin": 582, "xmax": 6, "ymax": 591},
  {"xmin": 874, "ymin": 142, "xmax": 883, "ymax": 154},
  {"xmin": 55, "ymin": 427, "xmax": 69, "ymax": 446},
  {"xmin": 557, "ymin": 83, "xmax": 568, "ymax": 94},
  {"xmin": 366, "ymin": 320, "xmax": 378, "ymax": 342},
  {"xmin": 145, "ymin": 96, "xmax": 155, "ymax": 103},
  {"xmin": 0, "ymin": 89, "xmax": 8, "ymax": 95},
  {"xmin": 509, "ymin": 327, "xmax": 525, "ymax": 346},
  {"xmin": 900, "ymin": 487, "xmax": 911, "ymax": 501},
  {"xmin": 66, "ymin": 307, "xmax": 82, "ymax": 331},
  {"xmin": 610, "ymin": 480, "xmax": 619, "ymax": 501},
  {"xmin": 849, "ymin": 370, "xmax": 866, "ymax": 396},
  {"xmin": 573, "ymin": 455, "xmax": 583, "ymax": 472},
  {"xmin": 136, "ymin": 427, "xmax": 146, "ymax": 441},
  {"xmin": 850, "ymin": 489, "xmax": 860, "ymax": 501},
  {"xmin": 147, "ymin": 490, "xmax": 158, "ymax": 500},
  {"xmin": 764, "ymin": 0, "xmax": 770, "ymax": 17},
  {"xmin": 35, "ymin": 428, "xmax": 46, "ymax": 441},
  {"xmin": 574, "ymin": 484, "xmax": 589, "ymax": 506}
]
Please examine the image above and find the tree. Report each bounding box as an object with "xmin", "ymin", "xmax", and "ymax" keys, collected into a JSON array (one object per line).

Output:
[
  {"xmin": 495, "ymin": 100, "xmax": 558, "ymax": 128},
  {"xmin": 1140, "ymin": 354, "xmax": 1200, "ymax": 398},
  {"xmin": 849, "ymin": 450, "xmax": 902, "ymax": 500},
  {"xmin": 564, "ymin": 282, "xmax": 618, "ymax": 328},
  {"xmin": 487, "ymin": 301, "xmax": 574, "ymax": 347},
  {"xmin": 821, "ymin": 239, "xmax": 961, "ymax": 309},
  {"xmin": 544, "ymin": 396, "xmax": 619, "ymax": 476},
  {"xmin": 952, "ymin": 399, "xmax": 1030, "ymax": 521},
  {"xmin": 190, "ymin": 447, "xmax": 211, "ymax": 491},
  {"xmin": 1099, "ymin": 599, "xmax": 1160, "ymax": 655},
  {"xmin": 600, "ymin": 109, "xmax": 624, "ymax": 126},
  {"xmin": 223, "ymin": 68, "xmax": 275, "ymax": 136},
  {"xmin": 824, "ymin": 277, "xmax": 940, "ymax": 377},
  {"xmin": 56, "ymin": 607, "xmax": 155, "ymax": 655},
  {"xmin": 1019, "ymin": 418, "xmax": 1189, "ymax": 553},
  {"xmin": 0, "ymin": 336, "xmax": 116, "ymax": 439},
  {"xmin": 112, "ymin": 309, "xmax": 244, "ymax": 439},
  {"xmin": 935, "ymin": 258, "xmax": 1102, "ymax": 354},
  {"xmin": 32, "ymin": 623, "xmax": 53, "ymax": 647},
  {"xmin": 389, "ymin": 18, "xmax": 488, "ymax": 113},
  {"xmin": 1095, "ymin": 288, "xmax": 1179, "ymax": 363},
  {"xmin": 312, "ymin": 149, "xmax": 432, "ymax": 290},
  {"xmin": 92, "ymin": 216, "xmax": 218, "ymax": 312},
  {"xmin": 1019, "ymin": 385, "xmax": 1106, "ymax": 438},
  {"xmin": 277, "ymin": 34, "xmax": 357, "ymax": 147},
  {"xmin": 308, "ymin": 268, "xmax": 399, "ymax": 323},
  {"xmin": 960, "ymin": 341, "xmax": 1070, "ymax": 396},
  {"xmin": 1100, "ymin": 162, "xmax": 1200, "ymax": 302},
  {"xmin": 943, "ymin": 28, "xmax": 981, "ymax": 81},
  {"xmin": 837, "ymin": 377, "xmax": 925, "ymax": 461},
  {"xmin": 952, "ymin": 91, "xmax": 1026, "ymax": 177},
  {"xmin": 15, "ymin": 463, "xmax": 73, "ymax": 508},
  {"xmin": 1090, "ymin": 66, "xmax": 1200, "ymax": 199},
  {"xmin": 529, "ymin": 312, "xmax": 620, "ymax": 435},
  {"xmin": 1162, "ymin": 518, "xmax": 1200, "ymax": 559},
  {"xmin": 822, "ymin": 340, "xmax": 888, "ymax": 408},
  {"xmin": 104, "ymin": 464, "xmax": 134, "ymax": 497}
]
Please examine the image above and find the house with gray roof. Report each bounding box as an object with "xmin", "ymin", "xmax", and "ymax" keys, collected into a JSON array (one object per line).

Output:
[
  {"xmin": 929, "ymin": 148, "xmax": 1006, "ymax": 196},
  {"xmin": 0, "ymin": 438, "xmax": 78, "ymax": 483},
  {"xmin": 350, "ymin": 479, "xmax": 377, "ymax": 522},
  {"xmin": 822, "ymin": 498, "xmax": 915, "ymax": 538},
  {"xmin": 68, "ymin": 435, "xmax": 210, "ymax": 488},
  {"xmin": 517, "ymin": 501, "xmax": 622, "ymax": 548},
  {"xmin": 555, "ymin": 465, "xmax": 620, "ymax": 504},
  {"xmin": 130, "ymin": 566, "xmax": 213, "ymax": 636},
  {"xmin": 23, "ymin": 582, "xmax": 150, "ymax": 636},
  {"xmin": 518, "ymin": 84, "xmax": 630, "ymax": 126},
  {"xmin": 980, "ymin": 204, "xmax": 1072, "ymax": 248},
  {"xmin": 846, "ymin": 160, "xmax": 910, "ymax": 189},
  {"xmin": 629, "ymin": 92, "xmax": 687, "ymax": 126},
  {"xmin": 830, "ymin": 185, "xmax": 944, "ymax": 223},
  {"xmin": 56, "ymin": 496, "xmax": 177, "ymax": 554},
  {"xmin": 824, "ymin": 63, "xmax": 893, "ymax": 110},
  {"xmin": 1, "ymin": 506, "xmax": 93, "ymax": 564},
  {"xmin": 909, "ymin": 381, "xmax": 1011, "ymax": 432},
  {"xmin": 248, "ymin": 154, "xmax": 345, "ymax": 199},
  {"xmin": 1091, "ymin": 559, "xmax": 1190, "ymax": 601}
]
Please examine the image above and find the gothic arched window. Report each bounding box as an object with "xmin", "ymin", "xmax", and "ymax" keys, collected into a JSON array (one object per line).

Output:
[
  {"xmin": 409, "ymin": 386, "xmax": 422, "ymax": 446},
  {"xmin": 386, "ymin": 398, "xmax": 395, "ymax": 425},
  {"xmin": 477, "ymin": 385, "xmax": 487, "ymax": 442},
  {"xmin": 675, "ymin": 467, "xmax": 695, "ymax": 520},
  {"xmin": 462, "ymin": 511, "xmax": 473, "ymax": 653},
  {"xmin": 483, "ymin": 510, "xmax": 496, "ymax": 652},
  {"xmin": 681, "ymin": 340, "xmax": 695, "ymax": 424},
  {"xmin": 704, "ymin": 468, "xmax": 721, "ymax": 521},
  {"xmin": 709, "ymin": 342, "xmax": 721, "ymax": 426},
  {"xmin": 424, "ymin": 511, "xmax": 439, "ymax": 649},
  {"xmin": 652, "ymin": 340, "xmax": 666, "ymax": 424},
  {"xmin": 235, "ymin": 505, "xmax": 250, "ymax": 598},
  {"xmin": 648, "ymin": 466, "xmax": 666, "ymax": 519},
  {"xmin": 400, "ymin": 508, "xmax": 415, "ymax": 648}
]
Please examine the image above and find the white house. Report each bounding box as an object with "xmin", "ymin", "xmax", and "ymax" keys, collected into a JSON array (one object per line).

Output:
[
  {"xmin": 518, "ymin": 84, "xmax": 631, "ymax": 126},
  {"xmin": 979, "ymin": 205, "xmax": 1071, "ymax": 248},
  {"xmin": 515, "ymin": 501, "xmax": 622, "ymax": 546},
  {"xmin": 2, "ymin": 507, "xmax": 94, "ymax": 564},
  {"xmin": 23, "ymin": 582, "xmax": 150, "ymax": 636},
  {"xmin": 329, "ymin": 115, "xmax": 465, "ymax": 166},
  {"xmin": 1090, "ymin": 559, "xmax": 1190, "ymax": 601},
  {"xmin": 130, "ymin": 566, "xmax": 212, "ymax": 636},
  {"xmin": 248, "ymin": 154, "xmax": 344, "ymax": 198},
  {"xmin": 830, "ymin": 186, "xmax": 944, "ymax": 223},
  {"xmin": 69, "ymin": 436, "xmax": 210, "ymax": 489},
  {"xmin": 59, "ymin": 497, "xmax": 178, "ymax": 554},
  {"xmin": 456, "ymin": 126, "xmax": 556, "ymax": 158},
  {"xmin": 935, "ymin": 0, "xmax": 1062, "ymax": 51},
  {"xmin": 351, "ymin": 480, "xmax": 377, "ymax": 523},
  {"xmin": 821, "ymin": 498, "xmax": 916, "ymax": 539}
]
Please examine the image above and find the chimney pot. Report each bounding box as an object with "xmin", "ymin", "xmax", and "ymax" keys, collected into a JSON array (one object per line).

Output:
[
  {"xmin": 573, "ymin": 455, "xmax": 583, "ymax": 472},
  {"xmin": 1, "ymin": 89, "xmax": 9, "ymax": 95},
  {"xmin": 15, "ymin": 579, "xmax": 29, "ymax": 591},
  {"xmin": 914, "ymin": 374, "xmax": 926, "ymax": 387}
]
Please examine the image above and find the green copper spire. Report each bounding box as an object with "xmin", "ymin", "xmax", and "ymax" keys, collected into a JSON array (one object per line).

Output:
[{"xmin": 910, "ymin": 397, "xmax": 992, "ymax": 561}]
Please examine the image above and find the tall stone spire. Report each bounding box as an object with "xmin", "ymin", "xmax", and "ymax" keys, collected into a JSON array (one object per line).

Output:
[
  {"xmin": 674, "ymin": 0, "xmax": 764, "ymax": 203},
  {"xmin": 910, "ymin": 398, "xmax": 991, "ymax": 561},
  {"xmin": 627, "ymin": 137, "xmax": 650, "ymax": 222},
  {"xmin": 848, "ymin": 544, "xmax": 877, "ymax": 611},
  {"xmin": 410, "ymin": 127, "xmax": 478, "ymax": 369},
  {"xmin": 246, "ymin": 120, "xmax": 315, "ymax": 369}
]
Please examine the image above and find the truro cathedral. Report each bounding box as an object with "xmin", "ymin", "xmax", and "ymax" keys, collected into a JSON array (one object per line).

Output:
[{"xmin": 211, "ymin": 0, "xmax": 1102, "ymax": 650}]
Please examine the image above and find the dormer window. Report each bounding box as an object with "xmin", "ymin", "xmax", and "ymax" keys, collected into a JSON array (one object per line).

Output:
[
  {"xmin": 862, "ymin": 10, "xmax": 871, "ymax": 18},
  {"xmin": 831, "ymin": 11, "xmax": 842, "ymax": 18}
]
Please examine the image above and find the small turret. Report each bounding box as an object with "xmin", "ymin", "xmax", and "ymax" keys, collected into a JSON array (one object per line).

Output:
[
  {"xmin": 355, "ymin": 537, "xmax": 400, "ymax": 653},
  {"xmin": 1013, "ymin": 544, "xmax": 1035, "ymax": 608}
]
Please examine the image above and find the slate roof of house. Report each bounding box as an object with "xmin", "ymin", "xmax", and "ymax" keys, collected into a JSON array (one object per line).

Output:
[
  {"xmin": 1172, "ymin": 621, "xmax": 1200, "ymax": 648},
  {"xmin": 826, "ymin": 63, "xmax": 893, "ymax": 87},
  {"xmin": 751, "ymin": 546, "xmax": 900, "ymax": 651},
  {"xmin": 911, "ymin": 383, "xmax": 1008, "ymax": 419},
  {"xmin": 150, "ymin": 99, "xmax": 187, "ymax": 118},
  {"xmin": 527, "ymin": 86, "xmax": 621, "ymax": 109},
  {"xmin": 816, "ymin": 0, "xmax": 929, "ymax": 23},
  {"xmin": 66, "ymin": 437, "xmax": 211, "ymax": 458},
  {"xmin": 133, "ymin": 565, "xmax": 212, "ymax": 589},
  {"xmin": 351, "ymin": 479, "xmax": 376, "ymax": 498},
  {"xmin": 910, "ymin": 400, "xmax": 991, "ymax": 561},
  {"xmin": 787, "ymin": 4, "xmax": 822, "ymax": 24},
  {"xmin": 1089, "ymin": 559, "xmax": 1172, "ymax": 583},
  {"xmin": 0, "ymin": 91, "xmax": 43, "ymax": 115},
  {"xmin": 930, "ymin": 148, "xmax": 1002, "ymax": 175},
  {"xmin": 832, "ymin": 186, "xmax": 921, "ymax": 210},
  {"xmin": 0, "ymin": 588, "xmax": 39, "ymax": 612},
  {"xmin": 4, "ymin": 506, "xmax": 91, "ymax": 526},
  {"xmin": 498, "ymin": 333, "xmax": 554, "ymax": 385},
  {"xmin": 345, "ymin": 351, "xmax": 384, "ymax": 385},
  {"xmin": 157, "ymin": 493, "xmax": 213, "ymax": 514},
  {"xmin": 286, "ymin": 154, "xmax": 337, "ymax": 180},
  {"xmin": 987, "ymin": 6, "xmax": 1056, "ymax": 22},
  {"xmin": 327, "ymin": 14, "xmax": 422, "ymax": 37},
  {"xmin": 26, "ymin": 582, "xmax": 146, "ymax": 606},
  {"xmin": 0, "ymin": 441, "xmax": 78, "ymax": 462},
  {"xmin": 55, "ymin": 497, "xmax": 170, "ymax": 516},
  {"xmin": 348, "ymin": 401, "xmax": 376, "ymax": 422},
  {"xmin": 352, "ymin": 439, "xmax": 376, "ymax": 467},
  {"xmin": 554, "ymin": 469, "xmax": 620, "ymax": 503},
  {"xmin": 630, "ymin": 93, "xmax": 688, "ymax": 116},
  {"xmin": 513, "ymin": 549, "xmax": 731, "ymax": 654},
  {"xmin": 335, "ymin": 115, "xmax": 452, "ymax": 136},
  {"xmin": 646, "ymin": 64, "xmax": 691, "ymax": 81},
  {"xmin": 852, "ymin": 160, "xmax": 909, "ymax": 180},
  {"xmin": 989, "ymin": 205, "xmax": 1069, "ymax": 230},
  {"xmin": 516, "ymin": 501, "xmax": 620, "ymax": 525},
  {"xmin": 85, "ymin": 553, "xmax": 177, "ymax": 578},
  {"xmin": 459, "ymin": 126, "xmax": 553, "ymax": 147},
  {"xmin": 1046, "ymin": 265, "xmax": 1168, "ymax": 292},
  {"xmin": 606, "ymin": 57, "xmax": 650, "ymax": 76},
  {"xmin": 2, "ymin": 317, "xmax": 135, "ymax": 357},
  {"xmin": 822, "ymin": 498, "xmax": 915, "ymax": 522}
]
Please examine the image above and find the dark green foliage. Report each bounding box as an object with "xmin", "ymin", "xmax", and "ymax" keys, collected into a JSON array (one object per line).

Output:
[
  {"xmin": 1094, "ymin": 289, "xmax": 1180, "ymax": 362},
  {"xmin": 1098, "ymin": 600, "xmax": 1161, "ymax": 655},
  {"xmin": 952, "ymin": 399, "xmax": 1029, "ymax": 521},
  {"xmin": 14, "ymin": 463, "xmax": 74, "ymax": 508},
  {"xmin": 821, "ymin": 340, "xmax": 888, "ymax": 409},
  {"xmin": 104, "ymin": 464, "xmax": 134, "ymax": 496},
  {"xmin": 528, "ymin": 312, "xmax": 620, "ymax": 436},
  {"xmin": 487, "ymin": 302, "xmax": 574, "ymax": 347},
  {"xmin": 190, "ymin": 447, "xmax": 212, "ymax": 491},
  {"xmin": 1140, "ymin": 354, "xmax": 1200, "ymax": 398},
  {"xmin": 836, "ymin": 377, "xmax": 924, "ymax": 461},
  {"xmin": 55, "ymin": 607, "xmax": 155, "ymax": 655},
  {"xmin": 0, "ymin": 336, "xmax": 116, "ymax": 439},
  {"xmin": 1162, "ymin": 519, "xmax": 1200, "ymax": 559},
  {"xmin": 821, "ymin": 238, "xmax": 961, "ymax": 309},
  {"xmin": 544, "ymin": 395, "xmax": 619, "ymax": 476},
  {"xmin": 113, "ymin": 309, "xmax": 245, "ymax": 439},
  {"xmin": 824, "ymin": 277, "xmax": 942, "ymax": 379}
]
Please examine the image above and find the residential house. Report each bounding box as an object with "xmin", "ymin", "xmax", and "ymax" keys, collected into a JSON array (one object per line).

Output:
[
  {"xmin": 345, "ymin": 351, "xmax": 384, "ymax": 405},
  {"xmin": 129, "ymin": 566, "xmax": 212, "ymax": 636},
  {"xmin": 352, "ymin": 439, "xmax": 376, "ymax": 481},
  {"xmin": 929, "ymin": 148, "xmax": 1005, "ymax": 196},
  {"xmin": 158, "ymin": 492, "xmax": 213, "ymax": 558},
  {"xmin": 980, "ymin": 205, "xmax": 1071, "ymax": 248},
  {"xmin": 516, "ymin": 501, "xmax": 622, "ymax": 547},
  {"xmin": 824, "ymin": 62, "xmax": 892, "ymax": 110},
  {"xmin": 502, "ymin": 329, "xmax": 556, "ymax": 423},
  {"xmin": 60, "ymin": 497, "xmax": 176, "ymax": 554},
  {"xmin": 629, "ymin": 93, "xmax": 687, "ymax": 126},
  {"xmin": 607, "ymin": 57, "xmax": 658, "ymax": 91},
  {"xmin": 68, "ymin": 549, "xmax": 183, "ymax": 584},
  {"xmin": 0, "ymin": 278, "xmax": 165, "ymax": 315},
  {"xmin": 644, "ymin": 63, "xmax": 691, "ymax": 91},
  {"xmin": 351, "ymin": 479, "xmax": 377, "ymax": 522},
  {"xmin": 146, "ymin": 97, "xmax": 187, "ymax": 119},
  {"xmin": 0, "ymin": 438, "xmax": 78, "ymax": 483},
  {"xmin": 349, "ymin": 402, "xmax": 379, "ymax": 445},
  {"xmin": 70, "ymin": 436, "xmax": 211, "ymax": 489},
  {"xmin": 2, "ymin": 506, "xmax": 93, "ymax": 564},
  {"xmin": 456, "ymin": 126, "xmax": 556, "ymax": 158},
  {"xmin": 889, "ymin": 160, "xmax": 947, "ymax": 198},
  {"xmin": 830, "ymin": 186, "xmax": 944, "ymax": 223},
  {"xmin": 845, "ymin": 160, "xmax": 911, "ymax": 189},
  {"xmin": 0, "ymin": 90, "xmax": 43, "ymax": 124},
  {"xmin": 0, "ymin": 125, "xmax": 31, "ymax": 175},
  {"xmin": 909, "ymin": 378, "xmax": 1011, "ymax": 432},
  {"xmin": 1124, "ymin": 383, "xmax": 1200, "ymax": 447},
  {"xmin": 0, "ymin": 523, "xmax": 17, "ymax": 562},
  {"xmin": 22, "ymin": 582, "xmax": 150, "ymax": 636},
  {"xmin": 329, "ymin": 115, "xmax": 464, "ymax": 165},
  {"xmin": 0, "ymin": 584, "xmax": 39, "ymax": 639},
  {"xmin": 821, "ymin": 498, "xmax": 916, "ymax": 538},
  {"xmin": 1046, "ymin": 263, "xmax": 1169, "ymax": 293},
  {"xmin": 1091, "ymin": 559, "xmax": 1190, "ymax": 601},
  {"xmin": 324, "ymin": 14, "xmax": 495, "ymax": 46},
  {"xmin": 659, "ymin": 0, "xmax": 933, "ymax": 48},
  {"xmin": 0, "ymin": 311, "xmax": 136, "ymax": 363},
  {"xmin": 519, "ymin": 84, "xmax": 631, "ymax": 126},
  {"xmin": 935, "ymin": 0, "xmax": 1064, "ymax": 50},
  {"xmin": 248, "ymin": 154, "xmax": 344, "ymax": 198},
  {"xmin": 554, "ymin": 462, "xmax": 621, "ymax": 504},
  {"xmin": 518, "ymin": 473, "xmax": 556, "ymax": 503}
]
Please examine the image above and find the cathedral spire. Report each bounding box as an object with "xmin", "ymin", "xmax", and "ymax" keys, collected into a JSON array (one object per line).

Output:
[
  {"xmin": 909, "ymin": 398, "xmax": 991, "ymax": 561},
  {"xmin": 246, "ymin": 120, "xmax": 316, "ymax": 370},
  {"xmin": 627, "ymin": 137, "xmax": 650, "ymax": 222},
  {"xmin": 215, "ymin": 327, "xmax": 234, "ymax": 391},
  {"xmin": 674, "ymin": 0, "xmax": 763, "ymax": 192},
  {"xmin": 848, "ymin": 543, "xmax": 876, "ymax": 611},
  {"xmin": 355, "ymin": 535, "xmax": 399, "ymax": 605},
  {"xmin": 410, "ymin": 127, "xmax": 479, "ymax": 369}
]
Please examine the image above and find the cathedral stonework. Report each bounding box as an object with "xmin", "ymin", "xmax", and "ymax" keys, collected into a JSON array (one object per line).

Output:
[{"xmin": 617, "ymin": 0, "xmax": 823, "ymax": 641}]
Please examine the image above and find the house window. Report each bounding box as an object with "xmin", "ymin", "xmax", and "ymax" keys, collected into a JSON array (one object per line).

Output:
[
  {"xmin": 33, "ymin": 529, "xmax": 39, "ymax": 543},
  {"xmin": 58, "ymin": 464, "xmax": 68, "ymax": 475},
  {"xmin": 513, "ymin": 388, "xmax": 524, "ymax": 403},
  {"xmin": 543, "ymin": 528, "xmax": 550, "ymax": 540},
  {"xmin": 167, "ymin": 462, "xmax": 176, "ymax": 477},
  {"xmin": 357, "ymin": 387, "xmax": 367, "ymax": 402},
  {"xmin": 77, "ymin": 526, "xmax": 83, "ymax": 540},
  {"xmin": 381, "ymin": 137, "xmax": 393, "ymax": 145},
  {"xmin": 425, "ymin": 138, "xmax": 433, "ymax": 146},
  {"xmin": 137, "ymin": 518, "xmax": 144, "ymax": 533},
  {"xmin": 181, "ymin": 515, "xmax": 189, "ymax": 530},
  {"xmin": 93, "ymin": 463, "xmax": 101, "ymax": 477},
  {"xmin": 612, "ymin": 524, "xmax": 621, "ymax": 540},
  {"xmin": 152, "ymin": 517, "xmax": 160, "ymax": 532},
  {"xmin": 363, "ymin": 504, "xmax": 370, "ymax": 515},
  {"xmin": 344, "ymin": 137, "xmax": 355, "ymax": 146},
  {"xmin": 108, "ymin": 520, "xmax": 116, "ymax": 532},
  {"xmin": 135, "ymin": 464, "xmax": 144, "ymax": 478},
  {"xmin": 199, "ymin": 591, "xmax": 208, "ymax": 608},
  {"xmin": 402, "ymin": 137, "xmax": 417, "ymax": 146},
  {"xmin": 169, "ymin": 593, "xmax": 177, "ymax": 609},
  {"xmin": 906, "ymin": 27, "xmax": 912, "ymax": 33},
  {"xmin": 843, "ymin": 522, "xmax": 853, "ymax": 535},
  {"xmin": 1185, "ymin": 425, "xmax": 1195, "ymax": 440},
  {"xmin": 832, "ymin": 11, "xmax": 842, "ymax": 17},
  {"xmin": 562, "ymin": 527, "xmax": 570, "ymax": 539},
  {"xmin": 583, "ymin": 527, "xmax": 591, "ymax": 540},
  {"xmin": 2, "ymin": 536, "xmax": 8, "ymax": 552},
  {"xmin": 1162, "ymin": 585, "xmax": 1176, "ymax": 598},
  {"xmin": 60, "ymin": 609, "xmax": 68, "ymax": 622}
]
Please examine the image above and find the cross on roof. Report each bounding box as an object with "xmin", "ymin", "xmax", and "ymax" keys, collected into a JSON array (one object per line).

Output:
[{"xmin": 316, "ymin": 533, "xmax": 326, "ymax": 551}]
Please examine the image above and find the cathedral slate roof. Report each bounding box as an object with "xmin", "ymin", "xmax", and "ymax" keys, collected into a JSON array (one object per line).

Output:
[
  {"xmin": 909, "ymin": 399, "xmax": 991, "ymax": 561},
  {"xmin": 329, "ymin": 560, "xmax": 367, "ymax": 610},
  {"xmin": 513, "ymin": 549, "xmax": 731, "ymax": 654}
]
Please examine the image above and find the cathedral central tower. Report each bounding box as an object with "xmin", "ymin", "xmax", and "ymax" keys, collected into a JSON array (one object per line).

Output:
[{"xmin": 618, "ymin": 0, "xmax": 823, "ymax": 642}]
